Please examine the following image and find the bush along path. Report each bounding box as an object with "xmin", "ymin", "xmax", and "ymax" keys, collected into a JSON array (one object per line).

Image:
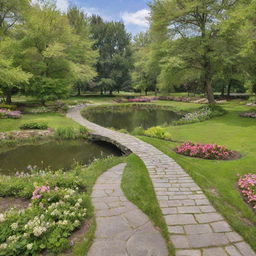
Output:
[
  {"xmin": 88, "ymin": 163, "xmax": 168, "ymax": 256},
  {"xmin": 67, "ymin": 106, "xmax": 256, "ymax": 256}
]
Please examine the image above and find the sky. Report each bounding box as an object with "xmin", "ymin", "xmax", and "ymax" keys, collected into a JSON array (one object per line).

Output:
[{"xmin": 55, "ymin": 0, "xmax": 150, "ymax": 35}]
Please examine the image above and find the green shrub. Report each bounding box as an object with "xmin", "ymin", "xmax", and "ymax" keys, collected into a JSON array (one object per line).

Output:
[
  {"xmin": 118, "ymin": 129, "xmax": 129, "ymax": 134},
  {"xmin": 144, "ymin": 126, "xmax": 171, "ymax": 140},
  {"xmin": 131, "ymin": 126, "xmax": 145, "ymax": 136},
  {"xmin": 54, "ymin": 127, "xmax": 77, "ymax": 139},
  {"xmin": 20, "ymin": 122, "xmax": 48, "ymax": 130},
  {"xmin": 54, "ymin": 127, "xmax": 89, "ymax": 140},
  {"xmin": 0, "ymin": 104, "xmax": 17, "ymax": 110}
]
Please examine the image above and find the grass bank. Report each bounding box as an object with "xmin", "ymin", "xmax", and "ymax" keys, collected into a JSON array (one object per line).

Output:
[{"xmin": 137, "ymin": 101, "xmax": 256, "ymax": 251}]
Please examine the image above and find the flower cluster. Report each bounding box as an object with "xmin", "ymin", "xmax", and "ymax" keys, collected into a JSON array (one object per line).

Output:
[
  {"xmin": 0, "ymin": 169, "xmax": 88, "ymax": 255},
  {"xmin": 173, "ymin": 108, "xmax": 211, "ymax": 125},
  {"xmin": 32, "ymin": 185, "xmax": 50, "ymax": 199},
  {"xmin": 0, "ymin": 109, "xmax": 22, "ymax": 119},
  {"xmin": 240, "ymin": 112, "xmax": 256, "ymax": 118},
  {"xmin": 128, "ymin": 98, "xmax": 151, "ymax": 102},
  {"xmin": 175, "ymin": 142, "xmax": 234, "ymax": 160},
  {"xmin": 238, "ymin": 174, "xmax": 256, "ymax": 209}
]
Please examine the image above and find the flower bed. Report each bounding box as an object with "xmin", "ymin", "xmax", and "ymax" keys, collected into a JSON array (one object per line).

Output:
[
  {"xmin": 0, "ymin": 169, "xmax": 88, "ymax": 255},
  {"xmin": 0, "ymin": 109, "xmax": 21, "ymax": 119},
  {"xmin": 128, "ymin": 98, "xmax": 151, "ymax": 103},
  {"xmin": 175, "ymin": 142, "xmax": 236, "ymax": 160},
  {"xmin": 240, "ymin": 112, "xmax": 256, "ymax": 118},
  {"xmin": 238, "ymin": 174, "xmax": 256, "ymax": 211},
  {"xmin": 173, "ymin": 105, "xmax": 226, "ymax": 125}
]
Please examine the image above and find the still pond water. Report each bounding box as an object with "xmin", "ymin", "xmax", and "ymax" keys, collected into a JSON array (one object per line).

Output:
[
  {"xmin": 85, "ymin": 108, "xmax": 180, "ymax": 131},
  {"xmin": 0, "ymin": 140, "xmax": 122, "ymax": 175}
]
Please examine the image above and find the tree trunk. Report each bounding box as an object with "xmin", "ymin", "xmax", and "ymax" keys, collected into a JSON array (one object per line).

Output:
[
  {"xmin": 221, "ymin": 84, "xmax": 225, "ymax": 97},
  {"xmin": 227, "ymin": 81, "xmax": 232, "ymax": 97},
  {"xmin": 76, "ymin": 84, "xmax": 81, "ymax": 96},
  {"xmin": 145, "ymin": 89, "xmax": 148, "ymax": 96},
  {"xmin": 205, "ymin": 80, "xmax": 216, "ymax": 104},
  {"xmin": 5, "ymin": 92, "xmax": 12, "ymax": 104}
]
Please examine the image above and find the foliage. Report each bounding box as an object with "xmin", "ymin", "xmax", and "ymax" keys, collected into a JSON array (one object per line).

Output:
[
  {"xmin": 0, "ymin": 109, "xmax": 21, "ymax": 119},
  {"xmin": 90, "ymin": 16, "xmax": 133, "ymax": 94},
  {"xmin": 238, "ymin": 174, "xmax": 256, "ymax": 210},
  {"xmin": 175, "ymin": 142, "xmax": 235, "ymax": 160},
  {"xmin": 174, "ymin": 105, "xmax": 226, "ymax": 125},
  {"xmin": 128, "ymin": 98, "xmax": 151, "ymax": 102},
  {"xmin": 54, "ymin": 127, "xmax": 88, "ymax": 140},
  {"xmin": 240, "ymin": 112, "xmax": 256, "ymax": 118},
  {"xmin": 149, "ymin": 0, "xmax": 243, "ymax": 103},
  {"xmin": 0, "ymin": 169, "xmax": 88, "ymax": 255},
  {"xmin": 144, "ymin": 126, "xmax": 171, "ymax": 140},
  {"xmin": 0, "ymin": 104, "xmax": 17, "ymax": 110},
  {"xmin": 131, "ymin": 126, "xmax": 145, "ymax": 136},
  {"xmin": 20, "ymin": 122, "xmax": 48, "ymax": 130},
  {"xmin": 131, "ymin": 32, "xmax": 156, "ymax": 94}
]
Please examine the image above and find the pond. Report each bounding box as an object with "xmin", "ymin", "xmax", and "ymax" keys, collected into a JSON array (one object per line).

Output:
[
  {"xmin": 0, "ymin": 140, "xmax": 122, "ymax": 175},
  {"xmin": 84, "ymin": 107, "xmax": 180, "ymax": 132}
]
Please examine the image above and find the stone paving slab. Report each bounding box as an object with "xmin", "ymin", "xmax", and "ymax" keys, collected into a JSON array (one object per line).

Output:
[
  {"xmin": 88, "ymin": 163, "xmax": 168, "ymax": 256},
  {"xmin": 68, "ymin": 106, "xmax": 256, "ymax": 256}
]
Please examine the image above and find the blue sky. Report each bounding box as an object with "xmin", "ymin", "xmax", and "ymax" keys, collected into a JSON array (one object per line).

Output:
[{"xmin": 56, "ymin": 0, "xmax": 150, "ymax": 35}]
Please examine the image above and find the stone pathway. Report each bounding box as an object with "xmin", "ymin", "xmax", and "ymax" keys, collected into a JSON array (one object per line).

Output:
[
  {"xmin": 88, "ymin": 163, "xmax": 168, "ymax": 256},
  {"xmin": 68, "ymin": 106, "xmax": 256, "ymax": 256}
]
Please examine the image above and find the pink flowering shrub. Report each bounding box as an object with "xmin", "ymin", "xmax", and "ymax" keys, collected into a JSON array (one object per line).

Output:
[
  {"xmin": 0, "ymin": 108, "xmax": 22, "ymax": 119},
  {"xmin": 32, "ymin": 185, "xmax": 50, "ymax": 199},
  {"xmin": 128, "ymin": 98, "xmax": 151, "ymax": 102},
  {"xmin": 238, "ymin": 174, "xmax": 256, "ymax": 210},
  {"xmin": 240, "ymin": 112, "xmax": 256, "ymax": 118},
  {"xmin": 175, "ymin": 142, "xmax": 234, "ymax": 160}
]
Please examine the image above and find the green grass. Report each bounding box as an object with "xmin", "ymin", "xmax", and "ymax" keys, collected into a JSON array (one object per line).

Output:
[
  {"xmin": 122, "ymin": 154, "xmax": 174, "ymax": 255},
  {"xmin": 136, "ymin": 101, "xmax": 256, "ymax": 251},
  {"xmin": 0, "ymin": 112, "xmax": 80, "ymax": 132}
]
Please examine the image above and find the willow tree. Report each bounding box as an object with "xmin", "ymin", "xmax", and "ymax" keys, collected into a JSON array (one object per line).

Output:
[{"xmin": 150, "ymin": 0, "xmax": 239, "ymax": 104}]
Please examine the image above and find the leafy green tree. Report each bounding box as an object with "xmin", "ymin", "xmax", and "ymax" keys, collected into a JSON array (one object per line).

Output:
[
  {"xmin": 67, "ymin": 7, "xmax": 98, "ymax": 96},
  {"xmin": 0, "ymin": 0, "xmax": 31, "ymax": 103},
  {"xmin": 17, "ymin": 4, "xmax": 73, "ymax": 104},
  {"xmin": 132, "ymin": 32, "xmax": 156, "ymax": 95},
  {"xmin": 0, "ymin": 0, "xmax": 29, "ymax": 40},
  {"xmin": 90, "ymin": 16, "xmax": 133, "ymax": 94},
  {"xmin": 150, "ymin": 0, "xmax": 240, "ymax": 103}
]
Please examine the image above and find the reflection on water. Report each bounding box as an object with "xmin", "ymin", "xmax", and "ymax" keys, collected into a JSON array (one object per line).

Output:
[
  {"xmin": 0, "ymin": 140, "xmax": 122, "ymax": 175},
  {"xmin": 85, "ymin": 108, "xmax": 180, "ymax": 131}
]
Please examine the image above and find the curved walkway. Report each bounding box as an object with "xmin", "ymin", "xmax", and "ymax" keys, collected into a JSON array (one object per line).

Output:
[
  {"xmin": 88, "ymin": 163, "xmax": 168, "ymax": 256},
  {"xmin": 67, "ymin": 106, "xmax": 256, "ymax": 256}
]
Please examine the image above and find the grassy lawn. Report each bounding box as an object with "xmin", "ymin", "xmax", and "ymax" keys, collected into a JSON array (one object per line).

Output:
[
  {"xmin": 0, "ymin": 113, "xmax": 80, "ymax": 132},
  {"xmin": 137, "ymin": 101, "xmax": 256, "ymax": 251},
  {"xmin": 122, "ymin": 154, "xmax": 174, "ymax": 255}
]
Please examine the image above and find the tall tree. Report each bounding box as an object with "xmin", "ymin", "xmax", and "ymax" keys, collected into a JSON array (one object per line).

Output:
[
  {"xmin": 0, "ymin": 0, "xmax": 29, "ymax": 40},
  {"xmin": 67, "ymin": 7, "xmax": 98, "ymax": 96},
  {"xmin": 132, "ymin": 32, "xmax": 156, "ymax": 95},
  {"xmin": 90, "ymin": 16, "xmax": 133, "ymax": 94},
  {"xmin": 150, "ymin": 0, "xmax": 239, "ymax": 104}
]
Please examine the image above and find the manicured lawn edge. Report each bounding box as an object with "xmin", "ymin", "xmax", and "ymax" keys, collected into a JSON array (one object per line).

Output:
[
  {"xmin": 139, "ymin": 136, "xmax": 256, "ymax": 252},
  {"xmin": 122, "ymin": 154, "xmax": 174, "ymax": 256}
]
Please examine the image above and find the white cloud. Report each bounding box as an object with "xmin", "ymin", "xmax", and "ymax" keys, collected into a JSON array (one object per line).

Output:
[
  {"xmin": 56, "ymin": 0, "xmax": 69, "ymax": 13},
  {"xmin": 121, "ymin": 9, "xmax": 150, "ymax": 27},
  {"xmin": 31, "ymin": 0, "xmax": 69, "ymax": 13},
  {"xmin": 81, "ymin": 7, "xmax": 100, "ymax": 17}
]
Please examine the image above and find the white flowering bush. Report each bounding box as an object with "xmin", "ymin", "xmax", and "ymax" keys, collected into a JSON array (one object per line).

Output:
[
  {"xmin": 0, "ymin": 169, "xmax": 88, "ymax": 255},
  {"xmin": 173, "ymin": 105, "xmax": 226, "ymax": 125}
]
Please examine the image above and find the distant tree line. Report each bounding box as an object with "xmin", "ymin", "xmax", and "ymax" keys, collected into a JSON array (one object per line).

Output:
[
  {"xmin": 0, "ymin": 0, "xmax": 132, "ymax": 104},
  {"xmin": 0, "ymin": 0, "xmax": 255, "ymax": 104}
]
